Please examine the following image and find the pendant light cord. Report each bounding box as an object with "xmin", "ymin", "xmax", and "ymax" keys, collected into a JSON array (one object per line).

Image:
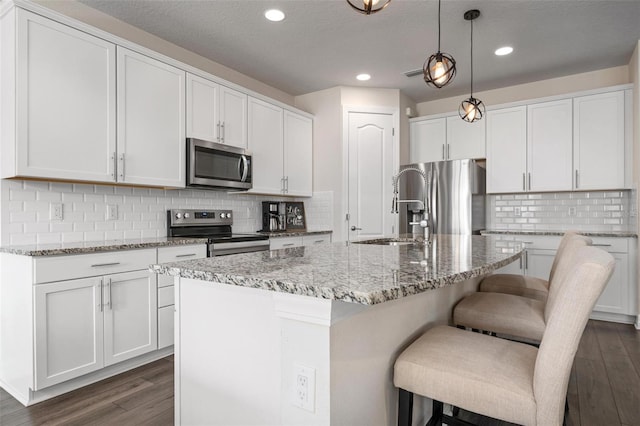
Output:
[
  {"xmin": 437, "ymin": 0, "xmax": 442, "ymax": 51},
  {"xmin": 470, "ymin": 16, "xmax": 474, "ymax": 97}
]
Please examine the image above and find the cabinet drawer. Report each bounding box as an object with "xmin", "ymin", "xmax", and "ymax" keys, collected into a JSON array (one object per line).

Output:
[
  {"xmin": 158, "ymin": 305, "xmax": 174, "ymax": 349},
  {"xmin": 270, "ymin": 236, "xmax": 303, "ymax": 250},
  {"xmin": 34, "ymin": 248, "xmax": 156, "ymax": 284},
  {"xmin": 158, "ymin": 285, "xmax": 175, "ymax": 308},
  {"xmin": 590, "ymin": 237, "xmax": 628, "ymax": 253},
  {"xmin": 157, "ymin": 244, "xmax": 207, "ymax": 263},
  {"xmin": 302, "ymin": 234, "xmax": 331, "ymax": 246}
]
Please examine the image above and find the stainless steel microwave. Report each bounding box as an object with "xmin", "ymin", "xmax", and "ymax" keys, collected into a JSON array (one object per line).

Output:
[{"xmin": 186, "ymin": 138, "xmax": 252, "ymax": 190}]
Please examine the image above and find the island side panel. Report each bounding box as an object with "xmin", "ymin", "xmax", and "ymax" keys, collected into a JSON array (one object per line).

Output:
[
  {"xmin": 176, "ymin": 278, "xmax": 282, "ymax": 425},
  {"xmin": 329, "ymin": 277, "xmax": 482, "ymax": 426}
]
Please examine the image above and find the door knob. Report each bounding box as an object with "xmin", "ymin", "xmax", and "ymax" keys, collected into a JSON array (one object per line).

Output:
[{"xmin": 351, "ymin": 226, "xmax": 362, "ymax": 231}]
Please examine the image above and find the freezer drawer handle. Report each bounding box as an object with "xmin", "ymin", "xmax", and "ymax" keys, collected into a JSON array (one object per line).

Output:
[{"xmin": 91, "ymin": 262, "xmax": 121, "ymax": 268}]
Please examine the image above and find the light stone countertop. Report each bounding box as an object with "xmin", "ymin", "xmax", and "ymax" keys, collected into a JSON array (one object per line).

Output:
[
  {"xmin": 481, "ymin": 230, "xmax": 637, "ymax": 238},
  {"xmin": 257, "ymin": 230, "xmax": 333, "ymax": 238},
  {"xmin": 0, "ymin": 237, "xmax": 209, "ymax": 257},
  {"xmin": 151, "ymin": 234, "xmax": 523, "ymax": 305}
]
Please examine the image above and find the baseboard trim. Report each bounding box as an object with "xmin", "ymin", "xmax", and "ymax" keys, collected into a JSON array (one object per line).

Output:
[{"xmin": 589, "ymin": 311, "xmax": 636, "ymax": 325}]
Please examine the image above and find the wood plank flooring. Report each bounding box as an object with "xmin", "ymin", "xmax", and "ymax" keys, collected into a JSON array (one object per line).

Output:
[{"xmin": 1, "ymin": 321, "xmax": 638, "ymax": 425}]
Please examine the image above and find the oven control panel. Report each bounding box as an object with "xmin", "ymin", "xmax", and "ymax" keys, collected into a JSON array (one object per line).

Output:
[{"xmin": 169, "ymin": 209, "xmax": 233, "ymax": 226}]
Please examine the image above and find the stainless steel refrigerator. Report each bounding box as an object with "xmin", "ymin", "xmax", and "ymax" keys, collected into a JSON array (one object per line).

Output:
[{"xmin": 398, "ymin": 159, "xmax": 486, "ymax": 236}]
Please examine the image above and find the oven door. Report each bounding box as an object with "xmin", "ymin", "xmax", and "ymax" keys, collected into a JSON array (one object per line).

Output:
[
  {"xmin": 209, "ymin": 240, "xmax": 270, "ymax": 257},
  {"xmin": 187, "ymin": 138, "xmax": 252, "ymax": 190}
]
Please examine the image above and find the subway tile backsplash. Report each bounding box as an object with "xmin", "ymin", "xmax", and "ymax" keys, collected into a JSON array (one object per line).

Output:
[
  {"xmin": 1, "ymin": 180, "xmax": 333, "ymax": 246},
  {"xmin": 487, "ymin": 190, "xmax": 637, "ymax": 233}
]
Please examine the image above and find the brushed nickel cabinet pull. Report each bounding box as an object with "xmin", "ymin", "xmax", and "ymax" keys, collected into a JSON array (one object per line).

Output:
[
  {"xmin": 91, "ymin": 262, "xmax": 120, "ymax": 268},
  {"xmin": 176, "ymin": 253, "xmax": 197, "ymax": 258}
]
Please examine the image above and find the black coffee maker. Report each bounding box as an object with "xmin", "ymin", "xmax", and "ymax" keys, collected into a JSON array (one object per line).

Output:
[{"xmin": 261, "ymin": 202, "xmax": 285, "ymax": 232}]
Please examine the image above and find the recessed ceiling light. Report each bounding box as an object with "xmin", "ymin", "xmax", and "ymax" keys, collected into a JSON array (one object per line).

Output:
[
  {"xmin": 356, "ymin": 73, "xmax": 371, "ymax": 81},
  {"xmin": 494, "ymin": 46, "xmax": 513, "ymax": 56},
  {"xmin": 264, "ymin": 9, "xmax": 285, "ymax": 22}
]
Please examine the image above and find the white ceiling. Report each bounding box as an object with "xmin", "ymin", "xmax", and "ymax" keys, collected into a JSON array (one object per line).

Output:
[{"xmin": 77, "ymin": 0, "xmax": 640, "ymax": 103}]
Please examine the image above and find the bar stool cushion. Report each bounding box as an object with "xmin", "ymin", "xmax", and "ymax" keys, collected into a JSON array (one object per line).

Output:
[
  {"xmin": 453, "ymin": 292, "xmax": 546, "ymax": 342},
  {"xmin": 394, "ymin": 325, "xmax": 538, "ymax": 425},
  {"xmin": 479, "ymin": 274, "xmax": 549, "ymax": 301}
]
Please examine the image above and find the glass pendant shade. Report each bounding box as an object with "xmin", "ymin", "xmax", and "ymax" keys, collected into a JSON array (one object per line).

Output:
[
  {"xmin": 346, "ymin": 0, "xmax": 391, "ymax": 15},
  {"xmin": 424, "ymin": 52, "xmax": 456, "ymax": 88},
  {"xmin": 459, "ymin": 97, "xmax": 485, "ymax": 123}
]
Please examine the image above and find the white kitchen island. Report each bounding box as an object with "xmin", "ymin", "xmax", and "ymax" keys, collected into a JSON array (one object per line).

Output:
[{"xmin": 151, "ymin": 235, "xmax": 522, "ymax": 426}]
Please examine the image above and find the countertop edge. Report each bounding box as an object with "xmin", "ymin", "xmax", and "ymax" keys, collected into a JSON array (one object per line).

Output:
[
  {"xmin": 257, "ymin": 230, "xmax": 333, "ymax": 238},
  {"xmin": 481, "ymin": 230, "xmax": 637, "ymax": 238}
]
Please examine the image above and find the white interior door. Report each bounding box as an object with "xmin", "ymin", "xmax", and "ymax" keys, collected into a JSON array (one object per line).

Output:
[{"xmin": 347, "ymin": 112, "xmax": 394, "ymax": 241}]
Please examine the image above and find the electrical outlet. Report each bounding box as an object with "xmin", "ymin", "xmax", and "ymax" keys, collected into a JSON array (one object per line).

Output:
[
  {"xmin": 107, "ymin": 204, "xmax": 118, "ymax": 221},
  {"xmin": 514, "ymin": 207, "xmax": 521, "ymax": 217},
  {"xmin": 293, "ymin": 364, "xmax": 315, "ymax": 412},
  {"xmin": 568, "ymin": 206, "xmax": 577, "ymax": 216},
  {"xmin": 50, "ymin": 203, "xmax": 63, "ymax": 221}
]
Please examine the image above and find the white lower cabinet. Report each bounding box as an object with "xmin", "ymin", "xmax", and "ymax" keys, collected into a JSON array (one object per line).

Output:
[
  {"xmin": 270, "ymin": 233, "xmax": 332, "ymax": 250},
  {"xmin": 493, "ymin": 234, "xmax": 637, "ymax": 323},
  {"xmin": 156, "ymin": 244, "xmax": 207, "ymax": 349}
]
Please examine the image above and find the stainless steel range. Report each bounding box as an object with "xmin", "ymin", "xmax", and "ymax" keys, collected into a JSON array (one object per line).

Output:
[{"xmin": 167, "ymin": 209, "xmax": 269, "ymax": 257}]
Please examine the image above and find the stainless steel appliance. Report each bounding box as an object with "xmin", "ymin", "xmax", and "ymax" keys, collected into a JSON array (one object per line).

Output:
[
  {"xmin": 167, "ymin": 209, "xmax": 269, "ymax": 256},
  {"xmin": 186, "ymin": 138, "xmax": 252, "ymax": 190},
  {"xmin": 399, "ymin": 159, "xmax": 485, "ymax": 236}
]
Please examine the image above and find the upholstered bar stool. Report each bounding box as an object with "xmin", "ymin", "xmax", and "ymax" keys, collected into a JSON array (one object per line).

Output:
[
  {"xmin": 394, "ymin": 246, "xmax": 614, "ymax": 426},
  {"xmin": 452, "ymin": 234, "xmax": 591, "ymax": 343},
  {"xmin": 478, "ymin": 231, "xmax": 581, "ymax": 302}
]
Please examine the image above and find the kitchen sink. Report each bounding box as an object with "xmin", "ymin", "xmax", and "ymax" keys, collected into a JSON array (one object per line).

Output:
[{"xmin": 352, "ymin": 238, "xmax": 421, "ymax": 246}]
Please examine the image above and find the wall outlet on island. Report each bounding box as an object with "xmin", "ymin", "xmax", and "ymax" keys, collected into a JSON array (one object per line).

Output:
[{"xmin": 293, "ymin": 363, "xmax": 315, "ymax": 412}]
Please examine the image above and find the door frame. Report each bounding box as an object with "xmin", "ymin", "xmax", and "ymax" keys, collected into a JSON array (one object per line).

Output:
[{"xmin": 342, "ymin": 105, "xmax": 400, "ymax": 242}]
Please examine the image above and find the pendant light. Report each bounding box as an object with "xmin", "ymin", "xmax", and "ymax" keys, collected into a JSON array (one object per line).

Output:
[
  {"xmin": 423, "ymin": 0, "xmax": 456, "ymax": 88},
  {"xmin": 346, "ymin": 0, "xmax": 391, "ymax": 15},
  {"xmin": 459, "ymin": 9, "xmax": 485, "ymax": 123}
]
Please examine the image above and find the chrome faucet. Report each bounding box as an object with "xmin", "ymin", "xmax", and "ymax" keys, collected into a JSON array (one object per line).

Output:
[{"xmin": 391, "ymin": 167, "xmax": 431, "ymax": 243}]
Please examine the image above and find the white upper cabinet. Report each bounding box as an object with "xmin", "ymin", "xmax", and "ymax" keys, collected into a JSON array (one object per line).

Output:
[
  {"xmin": 5, "ymin": 9, "xmax": 116, "ymax": 182},
  {"xmin": 186, "ymin": 73, "xmax": 247, "ymax": 149},
  {"xmin": 248, "ymin": 97, "xmax": 284, "ymax": 194},
  {"xmin": 283, "ymin": 111, "xmax": 313, "ymax": 197},
  {"xmin": 486, "ymin": 106, "xmax": 527, "ymax": 193},
  {"xmin": 446, "ymin": 116, "xmax": 486, "ymax": 161},
  {"xmin": 116, "ymin": 47, "xmax": 185, "ymax": 188},
  {"xmin": 410, "ymin": 118, "xmax": 446, "ymax": 163},
  {"xmin": 573, "ymin": 90, "xmax": 626, "ymax": 190},
  {"xmin": 409, "ymin": 116, "xmax": 485, "ymax": 163},
  {"xmin": 527, "ymin": 99, "xmax": 573, "ymax": 192},
  {"xmin": 248, "ymin": 97, "xmax": 312, "ymax": 196}
]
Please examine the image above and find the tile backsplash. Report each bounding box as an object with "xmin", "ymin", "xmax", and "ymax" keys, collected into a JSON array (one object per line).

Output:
[
  {"xmin": 1, "ymin": 179, "xmax": 333, "ymax": 246},
  {"xmin": 487, "ymin": 190, "xmax": 637, "ymax": 232}
]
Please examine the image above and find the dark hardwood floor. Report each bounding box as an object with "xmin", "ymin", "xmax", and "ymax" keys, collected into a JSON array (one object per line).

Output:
[{"xmin": 1, "ymin": 321, "xmax": 639, "ymax": 425}]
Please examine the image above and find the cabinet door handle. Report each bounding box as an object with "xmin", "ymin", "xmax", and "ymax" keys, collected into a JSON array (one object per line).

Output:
[
  {"xmin": 447, "ymin": 144, "xmax": 450, "ymax": 160},
  {"xmin": 282, "ymin": 243, "xmax": 295, "ymax": 247},
  {"xmin": 313, "ymin": 240, "xmax": 324, "ymax": 244},
  {"xmin": 119, "ymin": 153, "xmax": 125, "ymax": 180},
  {"xmin": 522, "ymin": 241, "xmax": 534, "ymax": 244},
  {"xmin": 592, "ymin": 243, "xmax": 612, "ymax": 247},
  {"xmin": 442, "ymin": 144, "xmax": 445, "ymax": 160},
  {"xmin": 575, "ymin": 170, "xmax": 579, "ymax": 189},
  {"xmin": 519, "ymin": 254, "xmax": 523, "ymax": 269},
  {"xmin": 91, "ymin": 262, "xmax": 121, "ymax": 268},
  {"xmin": 528, "ymin": 172, "xmax": 531, "ymax": 190},
  {"xmin": 111, "ymin": 152, "xmax": 116, "ymax": 180},
  {"xmin": 522, "ymin": 173, "xmax": 526, "ymax": 191},
  {"xmin": 221, "ymin": 122, "xmax": 225, "ymax": 142},
  {"xmin": 99, "ymin": 279, "xmax": 104, "ymax": 312},
  {"xmin": 176, "ymin": 253, "xmax": 197, "ymax": 258},
  {"xmin": 281, "ymin": 177, "xmax": 285, "ymax": 194},
  {"xmin": 107, "ymin": 278, "xmax": 112, "ymax": 310},
  {"xmin": 525, "ymin": 251, "xmax": 529, "ymax": 270},
  {"xmin": 216, "ymin": 121, "xmax": 221, "ymax": 142},
  {"xmin": 285, "ymin": 176, "xmax": 289, "ymax": 193}
]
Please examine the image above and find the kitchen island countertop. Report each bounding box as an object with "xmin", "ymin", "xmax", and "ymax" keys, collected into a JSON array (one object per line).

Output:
[
  {"xmin": 257, "ymin": 229, "xmax": 332, "ymax": 238},
  {"xmin": 481, "ymin": 229, "xmax": 637, "ymax": 238},
  {"xmin": 151, "ymin": 234, "xmax": 522, "ymax": 305}
]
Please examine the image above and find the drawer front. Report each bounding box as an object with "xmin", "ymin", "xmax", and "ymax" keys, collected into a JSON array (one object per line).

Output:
[
  {"xmin": 158, "ymin": 285, "xmax": 175, "ymax": 308},
  {"xmin": 270, "ymin": 236, "xmax": 303, "ymax": 250},
  {"xmin": 158, "ymin": 305, "xmax": 174, "ymax": 349},
  {"xmin": 34, "ymin": 248, "xmax": 156, "ymax": 284},
  {"xmin": 590, "ymin": 237, "xmax": 628, "ymax": 253},
  {"xmin": 157, "ymin": 245, "xmax": 206, "ymax": 288},
  {"xmin": 157, "ymin": 244, "xmax": 207, "ymax": 263},
  {"xmin": 302, "ymin": 234, "xmax": 332, "ymax": 246}
]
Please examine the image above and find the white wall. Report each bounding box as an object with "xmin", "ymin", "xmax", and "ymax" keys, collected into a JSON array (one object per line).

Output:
[
  {"xmin": 416, "ymin": 65, "xmax": 630, "ymax": 117},
  {"xmin": 629, "ymin": 41, "xmax": 640, "ymax": 327}
]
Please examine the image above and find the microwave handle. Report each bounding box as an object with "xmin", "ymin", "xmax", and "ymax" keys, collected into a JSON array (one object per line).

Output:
[{"xmin": 240, "ymin": 155, "xmax": 249, "ymax": 182}]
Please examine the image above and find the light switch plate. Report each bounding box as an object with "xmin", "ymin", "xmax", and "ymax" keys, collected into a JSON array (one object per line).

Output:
[
  {"xmin": 107, "ymin": 204, "xmax": 118, "ymax": 221},
  {"xmin": 50, "ymin": 203, "xmax": 63, "ymax": 221}
]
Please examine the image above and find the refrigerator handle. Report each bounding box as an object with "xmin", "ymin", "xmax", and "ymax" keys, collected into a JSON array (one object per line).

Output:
[
  {"xmin": 522, "ymin": 173, "xmax": 526, "ymax": 191},
  {"xmin": 442, "ymin": 144, "xmax": 445, "ymax": 160}
]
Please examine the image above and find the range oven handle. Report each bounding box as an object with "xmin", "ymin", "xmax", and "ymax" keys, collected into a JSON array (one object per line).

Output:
[
  {"xmin": 212, "ymin": 240, "xmax": 269, "ymax": 251},
  {"xmin": 239, "ymin": 155, "xmax": 249, "ymax": 182}
]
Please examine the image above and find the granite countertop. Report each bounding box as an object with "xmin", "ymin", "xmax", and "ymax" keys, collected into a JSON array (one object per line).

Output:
[
  {"xmin": 0, "ymin": 237, "xmax": 209, "ymax": 257},
  {"xmin": 481, "ymin": 230, "xmax": 637, "ymax": 238},
  {"xmin": 151, "ymin": 234, "xmax": 522, "ymax": 305},
  {"xmin": 257, "ymin": 230, "xmax": 333, "ymax": 238}
]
